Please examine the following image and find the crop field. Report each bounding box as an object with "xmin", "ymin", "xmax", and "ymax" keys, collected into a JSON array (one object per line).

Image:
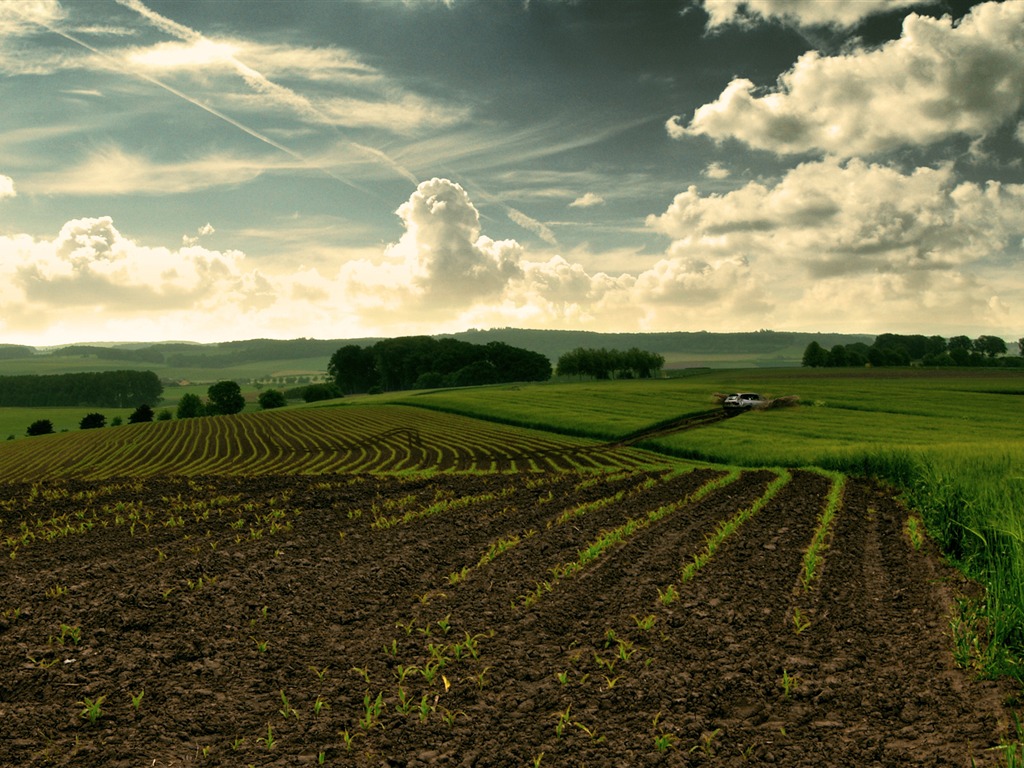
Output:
[{"xmin": 0, "ymin": 398, "xmax": 1020, "ymax": 766}]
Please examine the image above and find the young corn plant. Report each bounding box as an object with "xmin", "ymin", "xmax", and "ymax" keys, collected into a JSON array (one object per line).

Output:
[
  {"xmin": 78, "ymin": 695, "xmax": 106, "ymax": 725},
  {"xmin": 359, "ymin": 691, "xmax": 385, "ymax": 729}
]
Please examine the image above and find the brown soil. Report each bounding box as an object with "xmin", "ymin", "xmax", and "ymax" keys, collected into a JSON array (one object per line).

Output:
[{"xmin": 0, "ymin": 468, "xmax": 1017, "ymax": 767}]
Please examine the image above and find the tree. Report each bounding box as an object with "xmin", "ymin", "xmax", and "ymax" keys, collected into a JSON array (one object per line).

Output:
[
  {"xmin": 128, "ymin": 404, "xmax": 154, "ymax": 423},
  {"xmin": 328, "ymin": 345, "xmax": 378, "ymax": 394},
  {"xmin": 801, "ymin": 341, "xmax": 828, "ymax": 368},
  {"xmin": 302, "ymin": 383, "xmax": 343, "ymax": 402},
  {"xmin": 258, "ymin": 389, "xmax": 287, "ymax": 410},
  {"xmin": 79, "ymin": 412, "xmax": 106, "ymax": 430},
  {"xmin": 176, "ymin": 393, "xmax": 205, "ymax": 419},
  {"xmin": 26, "ymin": 419, "xmax": 54, "ymax": 436},
  {"xmin": 974, "ymin": 335, "xmax": 1007, "ymax": 358},
  {"xmin": 207, "ymin": 381, "xmax": 245, "ymax": 415}
]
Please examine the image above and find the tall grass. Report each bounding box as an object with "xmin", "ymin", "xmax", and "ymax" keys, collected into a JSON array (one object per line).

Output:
[{"xmin": 825, "ymin": 445, "xmax": 1024, "ymax": 675}]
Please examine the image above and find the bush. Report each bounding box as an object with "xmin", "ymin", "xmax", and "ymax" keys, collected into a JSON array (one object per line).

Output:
[
  {"xmin": 129, "ymin": 404, "xmax": 155, "ymax": 424},
  {"xmin": 176, "ymin": 393, "xmax": 205, "ymax": 419},
  {"xmin": 79, "ymin": 412, "xmax": 106, "ymax": 430},
  {"xmin": 26, "ymin": 419, "xmax": 55, "ymax": 436},
  {"xmin": 258, "ymin": 389, "xmax": 288, "ymax": 410}
]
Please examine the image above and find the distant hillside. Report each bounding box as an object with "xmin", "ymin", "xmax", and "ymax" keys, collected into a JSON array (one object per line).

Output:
[{"xmin": 2, "ymin": 330, "xmax": 876, "ymax": 378}]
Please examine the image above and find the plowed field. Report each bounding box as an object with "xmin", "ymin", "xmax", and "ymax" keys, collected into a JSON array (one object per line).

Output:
[{"xmin": 0, "ymin": 463, "xmax": 1016, "ymax": 767}]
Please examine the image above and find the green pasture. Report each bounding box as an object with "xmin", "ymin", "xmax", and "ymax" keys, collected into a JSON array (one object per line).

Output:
[{"xmin": 0, "ymin": 406, "xmax": 140, "ymax": 440}]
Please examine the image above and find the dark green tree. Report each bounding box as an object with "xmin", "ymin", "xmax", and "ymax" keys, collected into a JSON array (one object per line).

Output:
[
  {"xmin": 26, "ymin": 419, "xmax": 54, "ymax": 436},
  {"xmin": 207, "ymin": 381, "xmax": 245, "ymax": 415},
  {"xmin": 801, "ymin": 341, "xmax": 828, "ymax": 368},
  {"xmin": 974, "ymin": 335, "xmax": 1007, "ymax": 358},
  {"xmin": 128, "ymin": 404, "xmax": 155, "ymax": 423},
  {"xmin": 176, "ymin": 393, "xmax": 205, "ymax": 419},
  {"xmin": 79, "ymin": 412, "xmax": 106, "ymax": 430},
  {"xmin": 258, "ymin": 389, "xmax": 287, "ymax": 410},
  {"xmin": 328, "ymin": 345, "xmax": 378, "ymax": 394}
]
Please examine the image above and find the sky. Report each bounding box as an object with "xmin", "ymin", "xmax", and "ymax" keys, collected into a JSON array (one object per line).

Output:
[{"xmin": 0, "ymin": 0, "xmax": 1022, "ymax": 345}]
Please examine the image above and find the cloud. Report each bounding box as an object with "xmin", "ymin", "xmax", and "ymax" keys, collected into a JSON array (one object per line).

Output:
[
  {"xmin": 0, "ymin": 1, "xmax": 65, "ymax": 37},
  {"xmin": 674, "ymin": 2, "xmax": 1024, "ymax": 156},
  {"xmin": 28, "ymin": 146, "xmax": 275, "ymax": 195},
  {"xmin": 569, "ymin": 192, "xmax": 605, "ymax": 208},
  {"xmin": 3, "ymin": 173, "xmax": 1023, "ymax": 345},
  {"xmin": 700, "ymin": 0, "xmax": 923, "ymax": 29},
  {"xmin": 701, "ymin": 162, "xmax": 730, "ymax": 180},
  {"xmin": 0, "ymin": 174, "xmax": 15, "ymax": 199},
  {"xmin": 646, "ymin": 158, "xmax": 1024, "ymax": 278}
]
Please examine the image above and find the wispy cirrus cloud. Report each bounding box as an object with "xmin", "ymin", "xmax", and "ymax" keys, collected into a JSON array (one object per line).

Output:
[{"xmin": 699, "ymin": 0, "xmax": 924, "ymax": 29}]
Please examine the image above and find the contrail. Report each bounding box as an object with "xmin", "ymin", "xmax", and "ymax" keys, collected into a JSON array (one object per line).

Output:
[
  {"xmin": 115, "ymin": 0, "xmax": 421, "ymax": 186},
  {"xmin": 12, "ymin": 5, "xmax": 382, "ymax": 196}
]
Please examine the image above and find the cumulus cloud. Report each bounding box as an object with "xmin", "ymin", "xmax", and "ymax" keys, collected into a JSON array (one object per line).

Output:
[
  {"xmin": 570, "ymin": 192, "xmax": 605, "ymax": 208},
  {"xmin": 3, "ymin": 174, "xmax": 1023, "ymax": 344},
  {"xmin": 0, "ymin": 175, "xmax": 15, "ymax": 199},
  {"xmin": 646, "ymin": 158, "xmax": 1024, "ymax": 278},
  {"xmin": 674, "ymin": 2, "xmax": 1024, "ymax": 156},
  {"xmin": 700, "ymin": 0, "xmax": 923, "ymax": 29}
]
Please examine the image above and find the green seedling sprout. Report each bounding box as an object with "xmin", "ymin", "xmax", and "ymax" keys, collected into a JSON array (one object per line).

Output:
[
  {"xmin": 657, "ymin": 584, "xmax": 678, "ymax": 606},
  {"xmin": 555, "ymin": 670, "xmax": 569, "ymax": 686},
  {"xmin": 78, "ymin": 695, "xmax": 106, "ymax": 725},
  {"xmin": 257, "ymin": 723, "xmax": 276, "ymax": 750},
  {"xmin": 359, "ymin": 691, "xmax": 384, "ymax": 729},
  {"xmin": 279, "ymin": 690, "xmax": 298, "ymax": 719},
  {"xmin": 690, "ymin": 728, "xmax": 721, "ymax": 757},
  {"xmin": 632, "ymin": 614, "xmax": 657, "ymax": 631},
  {"xmin": 792, "ymin": 607, "xmax": 811, "ymax": 634},
  {"xmin": 395, "ymin": 664, "xmax": 419, "ymax": 684},
  {"xmin": 351, "ymin": 666, "xmax": 371, "ymax": 684},
  {"xmin": 554, "ymin": 705, "xmax": 572, "ymax": 737},
  {"xmin": 654, "ymin": 733, "xmax": 677, "ymax": 752},
  {"xmin": 436, "ymin": 614, "xmax": 451, "ymax": 634},
  {"xmin": 309, "ymin": 665, "xmax": 329, "ymax": 682},
  {"xmin": 130, "ymin": 690, "xmax": 145, "ymax": 711},
  {"xmin": 418, "ymin": 693, "xmax": 432, "ymax": 723},
  {"xmin": 313, "ymin": 695, "xmax": 329, "ymax": 716},
  {"xmin": 780, "ymin": 669, "xmax": 799, "ymax": 699}
]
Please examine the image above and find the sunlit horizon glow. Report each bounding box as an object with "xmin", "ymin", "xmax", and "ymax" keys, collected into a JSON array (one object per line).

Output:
[{"xmin": 1, "ymin": 0, "xmax": 1022, "ymax": 346}]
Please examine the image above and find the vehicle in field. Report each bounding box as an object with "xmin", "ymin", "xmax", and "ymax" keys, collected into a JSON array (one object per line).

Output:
[{"xmin": 722, "ymin": 392, "xmax": 767, "ymax": 411}]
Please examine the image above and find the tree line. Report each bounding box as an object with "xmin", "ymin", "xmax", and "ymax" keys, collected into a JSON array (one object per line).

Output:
[
  {"xmin": 0, "ymin": 370, "xmax": 163, "ymax": 408},
  {"xmin": 802, "ymin": 333, "xmax": 1023, "ymax": 368},
  {"xmin": 555, "ymin": 347, "xmax": 666, "ymax": 380},
  {"xmin": 328, "ymin": 337, "xmax": 552, "ymax": 394}
]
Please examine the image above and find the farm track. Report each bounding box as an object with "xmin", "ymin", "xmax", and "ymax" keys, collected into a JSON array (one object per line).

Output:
[{"xmin": 0, "ymin": 464, "xmax": 1018, "ymax": 767}]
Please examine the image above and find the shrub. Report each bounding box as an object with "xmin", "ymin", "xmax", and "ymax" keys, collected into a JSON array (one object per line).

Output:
[{"xmin": 26, "ymin": 419, "xmax": 55, "ymax": 436}]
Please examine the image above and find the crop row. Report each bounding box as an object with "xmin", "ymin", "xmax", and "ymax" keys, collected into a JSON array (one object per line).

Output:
[{"xmin": 0, "ymin": 405, "xmax": 662, "ymax": 482}]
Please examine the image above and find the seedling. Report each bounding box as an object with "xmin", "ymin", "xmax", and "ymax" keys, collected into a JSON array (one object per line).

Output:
[
  {"xmin": 554, "ymin": 705, "xmax": 572, "ymax": 737},
  {"xmin": 632, "ymin": 614, "xmax": 657, "ymax": 631},
  {"xmin": 395, "ymin": 664, "xmax": 419, "ymax": 684},
  {"xmin": 472, "ymin": 666, "xmax": 492, "ymax": 690},
  {"xmin": 436, "ymin": 614, "xmax": 452, "ymax": 634},
  {"xmin": 252, "ymin": 637, "xmax": 269, "ymax": 653},
  {"xmin": 279, "ymin": 690, "xmax": 298, "ymax": 719},
  {"xmin": 359, "ymin": 691, "xmax": 384, "ymax": 729},
  {"xmin": 230, "ymin": 737, "xmax": 245, "ymax": 751},
  {"xmin": 339, "ymin": 729, "xmax": 357, "ymax": 751},
  {"xmin": 313, "ymin": 695, "xmax": 329, "ymax": 716},
  {"xmin": 382, "ymin": 639, "xmax": 398, "ymax": 657},
  {"xmin": 791, "ymin": 607, "xmax": 811, "ymax": 634},
  {"xmin": 351, "ymin": 666, "xmax": 370, "ymax": 684},
  {"xmin": 555, "ymin": 670, "xmax": 569, "ymax": 686},
  {"xmin": 78, "ymin": 695, "xmax": 106, "ymax": 725},
  {"xmin": 309, "ymin": 665, "xmax": 329, "ymax": 682},
  {"xmin": 532, "ymin": 754, "xmax": 545, "ymax": 768},
  {"xmin": 257, "ymin": 723, "xmax": 276, "ymax": 750},
  {"xmin": 654, "ymin": 733, "xmax": 677, "ymax": 752},
  {"xmin": 780, "ymin": 669, "xmax": 799, "ymax": 699},
  {"xmin": 690, "ymin": 728, "xmax": 721, "ymax": 757},
  {"xmin": 657, "ymin": 584, "xmax": 679, "ymax": 606},
  {"xmin": 418, "ymin": 693, "xmax": 432, "ymax": 723},
  {"xmin": 130, "ymin": 690, "xmax": 145, "ymax": 711},
  {"xmin": 440, "ymin": 708, "xmax": 464, "ymax": 727}
]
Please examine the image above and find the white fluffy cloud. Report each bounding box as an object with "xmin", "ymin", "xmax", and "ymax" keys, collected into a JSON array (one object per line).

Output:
[
  {"xmin": 0, "ymin": 174, "xmax": 15, "ymax": 199},
  {"xmin": 674, "ymin": 2, "xmax": 1024, "ymax": 156},
  {"xmin": 700, "ymin": 0, "xmax": 922, "ymax": 29},
  {"xmin": 3, "ymin": 173, "xmax": 1023, "ymax": 344}
]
